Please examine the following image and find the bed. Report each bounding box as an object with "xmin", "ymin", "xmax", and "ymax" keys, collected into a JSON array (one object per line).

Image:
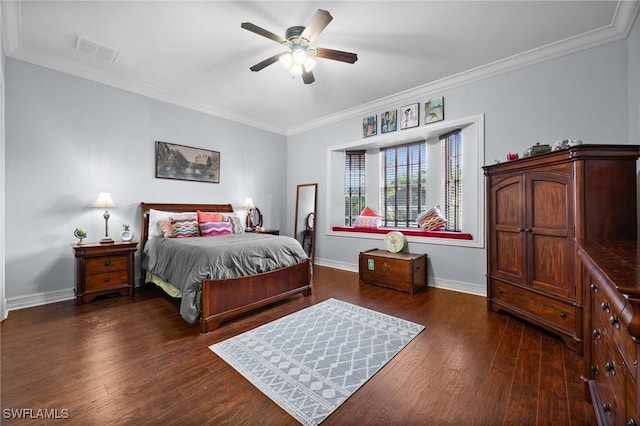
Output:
[{"xmin": 139, "ymin": 202, "xmax": 312, "ymax": 333}]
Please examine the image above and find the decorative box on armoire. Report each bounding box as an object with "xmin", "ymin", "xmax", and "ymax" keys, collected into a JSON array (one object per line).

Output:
[{"xmin": 483, "ymin": 144, "xmax": 640, "ymax": 355}]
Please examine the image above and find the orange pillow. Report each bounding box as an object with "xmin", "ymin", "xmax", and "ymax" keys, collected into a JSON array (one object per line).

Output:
[
  {"xmin": 197, "ymin": 211, "xmax": 225, "ymax": 223},
  {"xmin": 359, "ymin": 206, "xmax": 381, "ymax": 217}
]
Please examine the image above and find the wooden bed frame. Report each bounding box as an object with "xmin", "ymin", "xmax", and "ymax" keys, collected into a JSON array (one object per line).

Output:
[{"xmin": 139, "ymin": 202, "xmax": 312, "ymax": 333}]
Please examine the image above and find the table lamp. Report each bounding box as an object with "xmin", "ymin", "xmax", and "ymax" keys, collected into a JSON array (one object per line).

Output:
[
  {"xmin": 243, "ymin": 197, "xmax": 255, "ymax": 229},
  {"xmin": 92, "ymin": 192, "xmax": 115, "ymax": 244}
]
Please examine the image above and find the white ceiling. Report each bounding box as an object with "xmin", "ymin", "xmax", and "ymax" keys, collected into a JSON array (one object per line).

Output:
[{"xmin": 2, "ymin": 1, "xmax": 639, "ymax": 135}]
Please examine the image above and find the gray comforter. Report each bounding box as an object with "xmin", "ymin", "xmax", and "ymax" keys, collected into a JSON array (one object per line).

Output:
[{"xmin": 144, "ymin": 233, "xmax": 309, "ymax": 323}]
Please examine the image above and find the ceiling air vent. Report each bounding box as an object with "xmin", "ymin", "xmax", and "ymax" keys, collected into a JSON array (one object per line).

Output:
[{"xmin": 73, "ymin": 35, "xmax": 119, "ymax": 63}]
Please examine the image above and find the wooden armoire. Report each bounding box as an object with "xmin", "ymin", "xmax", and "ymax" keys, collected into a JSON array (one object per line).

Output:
[{"xmin": 484, "ymin": 144, "xmax": 639, "ymax": 354}]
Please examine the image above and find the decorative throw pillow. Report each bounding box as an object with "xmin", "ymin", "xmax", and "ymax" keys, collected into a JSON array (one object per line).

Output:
[
  {"xmin": 221, "ymin": 212, "xmax": 244, "ymax": 234},
  {"xmin": 197, "ymin": 211, "xmax": 225, "ymax": 223},
  {"xmin": 170, "ymin": 217, "xmax": 200, "ymax": 238},
  {"xmin": 148, "ymin": 209, "xmax": 196, "ymax": 238},
  {"xmin": 353, "ymin": 206, "xmax": 382, "ymax": 228},
  {"xmin": 158, "ymin": 213, "xmax": 197, "ymax": 237},
  {"xmin": 417, "ymin": 205, "xmax": 447, "ymax": 231},
  {"xmin": 199, "ymin": 221, "xmax": 233, "ymax": 237}
]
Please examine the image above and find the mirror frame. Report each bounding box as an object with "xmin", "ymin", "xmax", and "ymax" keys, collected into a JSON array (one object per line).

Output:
[{"xmin": 294, "ymin": 183, "xmax": 318, "ymax": 264}]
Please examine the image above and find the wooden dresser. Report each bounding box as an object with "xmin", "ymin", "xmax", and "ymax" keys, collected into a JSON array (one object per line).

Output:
[
  {"xmin": 484, "ymin": 145, "xmax": 639, "ymax": 354},
  {"xmin": 72, "ymin": 241, "xmax": 138, "ymax": 304},
  {"xmin": 579, "ymin": 240, "xmax": 640, "ymax": 426},
  {"xmin": 359, "ymin": 249, "xmax": 427, "ymax": 294}
]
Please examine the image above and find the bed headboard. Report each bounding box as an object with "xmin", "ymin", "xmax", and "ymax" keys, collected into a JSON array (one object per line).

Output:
[{"xmin": 139, "ymin": 202, "xmax": 234, "ymax": 251}]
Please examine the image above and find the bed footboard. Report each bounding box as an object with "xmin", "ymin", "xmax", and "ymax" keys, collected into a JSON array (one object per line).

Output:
[{"xmin": 199, "ymin": 259, "xmax": 311, "ymax": 333}]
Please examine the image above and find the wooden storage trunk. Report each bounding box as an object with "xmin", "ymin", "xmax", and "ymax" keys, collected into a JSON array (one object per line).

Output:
[{"xmin": 359, "ymin": 249, "xmax": 427, "ymax": 294}]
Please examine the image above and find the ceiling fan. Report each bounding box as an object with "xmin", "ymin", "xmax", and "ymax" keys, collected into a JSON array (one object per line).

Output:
[{"xmin": 241, "ymin": 9, "xmax": 358, "ymax": 84}]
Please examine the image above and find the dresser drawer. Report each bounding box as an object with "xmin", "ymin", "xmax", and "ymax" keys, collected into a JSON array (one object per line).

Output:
[
  {"xmin": 86, "ymin": 271, "xmax": 129, "ymax": 291},
  {"xmin": 613, "ymin": 322, "xmax": 638, "ymax": 376},
  {"xmin": 86, "ymin": 255, "xmax": 128, "ymax": 274},
  {"xmin": 492, "ymin": 281, "xmax": 576, "ymax": 333}
]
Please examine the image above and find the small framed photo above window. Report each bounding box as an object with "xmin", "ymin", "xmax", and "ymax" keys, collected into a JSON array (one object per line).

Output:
[
  {"xmin": 425, "ymin": 97, "xmax": 444, "ymax": 124},
  {"xmin": 381, "ymin": 110, "xmax": 397, "ymax": 134},
  {"xmin": 400, "ymin": 103, "xmax": 419, "ymax": 130},
  {"xmin": 362, "ymin": 115, "xmax": 377, "ymax": 138}
]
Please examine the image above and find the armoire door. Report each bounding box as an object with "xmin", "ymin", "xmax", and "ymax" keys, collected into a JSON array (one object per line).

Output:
[{"xmin": 526, "ymin": 172, "xmax": 575, "ymax": 299}]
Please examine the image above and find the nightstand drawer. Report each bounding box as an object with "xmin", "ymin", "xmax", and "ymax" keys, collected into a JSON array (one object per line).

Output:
[
  {"xmin": 86, "ymin": 271, "xmax": 129, "ymax": 290},
  {"xmin": 86, "ymin": 255, "xmax": 127, "ymax": 274}
]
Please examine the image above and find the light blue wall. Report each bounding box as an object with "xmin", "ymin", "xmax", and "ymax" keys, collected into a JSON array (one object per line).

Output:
[
  {"xmin": 287, "ymin": 37, "xmax": 634, "ymax": 295},
  {"xmin": 629, "ymin": 14, "xmax": 640, "ymax": 145},
  {"xmin": 5, "ymin": 59, "xmax": 287, "ymax": 299}
]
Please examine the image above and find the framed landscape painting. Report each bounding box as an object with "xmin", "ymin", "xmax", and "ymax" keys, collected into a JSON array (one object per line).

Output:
[{"xmin": 155, "ymin": 141, "xmax": 220, "ymax": 183}]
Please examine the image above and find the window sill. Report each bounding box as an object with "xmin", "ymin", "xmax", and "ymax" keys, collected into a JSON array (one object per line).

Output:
[{"xmin": 332, "ymin": 226, "xmax": 473, "ymax": 240}]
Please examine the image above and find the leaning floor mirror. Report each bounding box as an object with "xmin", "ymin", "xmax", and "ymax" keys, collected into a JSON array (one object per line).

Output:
[{"xmin": 294, "ymin": 183, "xmax": 317, "ymax": 264}]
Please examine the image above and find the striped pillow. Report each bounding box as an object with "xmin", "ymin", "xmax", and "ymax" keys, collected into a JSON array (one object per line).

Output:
[
  {"xmin": 200, "ymin": 221, "xmax": 233, "ymax": 237},
  {"xmin": 417, "ymin": 205, "xmax": 447, "ymax": 231},
  {"xmin": 220, "ymin": 213, "xmax": 244, "ymax": 234},
  {"xmin": 170, "ymin": 217, "xmax": 200, "ymax": 238}
]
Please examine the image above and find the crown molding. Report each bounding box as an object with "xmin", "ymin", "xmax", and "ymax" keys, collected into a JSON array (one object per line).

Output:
[{"xmin": 286, "ymin": 0, "xmax": 640, "ymax": 136}]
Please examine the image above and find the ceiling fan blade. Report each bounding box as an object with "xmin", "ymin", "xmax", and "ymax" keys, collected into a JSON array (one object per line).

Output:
[
  {"xmin": 249, "ymin": 53, "xmax": 283, "ymax": 72},
  {"xmin": 315, "ymin": 48, "xmax": 358, "ymax": 64},
  {"xmin": 300, "ymin": 9, "xmax": 333, "ymax": 44},
  {"xmin": 302, "ymin": 67, "xmax": 315, "ymax": 84},
  {"xmin": 241, "ymin": 22, "xmax": 286, "ymax": 44}
]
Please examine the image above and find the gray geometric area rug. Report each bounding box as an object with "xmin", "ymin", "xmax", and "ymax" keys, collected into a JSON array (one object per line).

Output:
[{"xmin": 209, "ymin": 298, "xmax": 424, "ymax": 425}]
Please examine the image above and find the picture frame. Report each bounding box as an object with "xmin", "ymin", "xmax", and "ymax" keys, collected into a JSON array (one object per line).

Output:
[
  {"xmin": 155, "ymin": 141, "xmax": 220, "ymax": 183},
  {"xmin": 381, "ymin": 109, "xmax": 397, "ymax": 134},
  {"xmin": 362, "ymin": 115, "xmax": 377, "ymax": 138},
  {"xmin": 425, "ymin": 96, "xmax": 444, "ymax": 124},
  {"xmin": 400, "ymin": 103, "xmax": 419, "ymax": 129}
]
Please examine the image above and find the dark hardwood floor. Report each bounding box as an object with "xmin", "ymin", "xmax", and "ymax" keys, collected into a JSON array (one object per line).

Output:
[{"xmin": 1, "ymin": 265, "xmax": 595, "ymax": 425}]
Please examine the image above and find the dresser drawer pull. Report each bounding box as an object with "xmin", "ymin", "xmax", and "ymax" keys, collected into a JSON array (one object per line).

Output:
[
  {"xmin": 590, "ymin": 283, "xmax": 598, "ymax": 292},
  {"xmin": 609, "ymin": 316, "xmax": 620, "ymax": 328},
  {"xmin": 104, "ymin": 277, "xmax": 111, "ymax": 283},
  {"xmin": 602, "ymin": 403, "xmax": 612, "ymax": 415},
  {"xmin": 104, "ymin": 261, "xmax": 111, "ymax": 267},
  {"xmin": 559, "ymin": 311, "xmax": 567, "ymax": 319},
  {"xmin": 601, "ymin": 302, "xmax": 610, "ymax": 313},
  {"xmin": 590, "ymin": 365, "xmax": 599, "ymax": 375},
  {"xmin": 592, "ymin": 329, "xmax": 602, "ymax": 339},
  {"xmin": 628, "ymin": 419, "xmax": 637, "ymax": 426},
  {"xmin": 496, "ymin": 288, "xmax": 503, "ymax": 294},
  {"xmin": 604, "ymin": 361, "xmax": 616, "ymax": 375}
]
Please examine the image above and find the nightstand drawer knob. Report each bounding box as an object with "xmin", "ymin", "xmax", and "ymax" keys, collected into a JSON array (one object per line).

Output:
[
  {"xmin": 104, "ymin": 277, "xmax": 111, "ymax": 283},
  {"xmin": 559, "ymin": 311, "xmax": 567, "ymax": 319},
  {"xmin": 104, "ymin": 261, "xmax": 111, "ymax": 266}
]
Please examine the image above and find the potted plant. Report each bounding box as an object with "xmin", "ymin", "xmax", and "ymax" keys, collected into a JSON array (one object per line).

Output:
[{"xmin": 120, "ymin": 224, "xmax": 133, "ymax": 242}]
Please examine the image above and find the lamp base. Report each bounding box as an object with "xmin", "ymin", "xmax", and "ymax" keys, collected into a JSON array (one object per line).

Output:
[{"xmin": 100, "ymin": 237, "xmax": 114, "ymax": 244}]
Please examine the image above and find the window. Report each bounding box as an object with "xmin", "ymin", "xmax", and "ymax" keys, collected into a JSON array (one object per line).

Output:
[
  {"xmin": 441, "ymin": 129, "xmax": 462, "ymax": 231},
  {"xmin": 328, "ymin": 114, "xmax": 484, "ymax": 248},
  {"xmin": 344, "ymin": 150, "xmax": 366, "ymax": 225},
  {"xmin": 380, "ymin": 142, "xmax": 426, "ymax": 227}
]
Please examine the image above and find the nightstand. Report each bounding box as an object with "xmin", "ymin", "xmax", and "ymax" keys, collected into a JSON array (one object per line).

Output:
[
  {"xmin": 71, "ymin": 241, "xmax": 138, "ymax": 304},
  {"xmin": 246, "ymin": 229, "xmax": 280, "ymax": 235}
]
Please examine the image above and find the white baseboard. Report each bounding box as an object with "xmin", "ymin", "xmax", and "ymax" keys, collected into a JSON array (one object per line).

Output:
[
  {"xmin": 6, "ymin": 288, "xmax": 75, "ymax": 313},
  {"xmin": 314, "ymin": 257, "xmax": 486, "ymax": 297}
]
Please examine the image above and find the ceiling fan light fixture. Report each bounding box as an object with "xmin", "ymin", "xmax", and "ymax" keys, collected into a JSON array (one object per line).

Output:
[
  {"xmin": 292, "ymin": 46, "xmax": 307, "ymax": 65},
  {"xmin": 290, "ymin": 63, "xmax": 304, "ymax": 76},
  {"xmin": 279, "ymin": 53, "xmax": 293, "ymax": 69},
  {"xmin": 303, "ymin": 57, "xmax": 317, "ymax": 72}
]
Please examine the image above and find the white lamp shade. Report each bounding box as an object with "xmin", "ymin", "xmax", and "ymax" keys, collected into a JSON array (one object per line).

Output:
[
  {"xmin": 92, "ymin": 192, "xmax": 115, "ymax": 209},
  {"xmin": 242, "ymin": 197, "xmax": 254, "ymax": 209}
]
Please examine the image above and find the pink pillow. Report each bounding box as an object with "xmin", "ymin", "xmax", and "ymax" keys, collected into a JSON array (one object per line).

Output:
[
  {"xmin": 200, "ymin": 221, "xmax": 232, "ymax": 237},
  {"xmin": 197, "ymin": 211, "xmax": 226, "ymax": 223},
  {"xmin": 159, "ymin": 213, "xmax": 197, "ymax": 237}
]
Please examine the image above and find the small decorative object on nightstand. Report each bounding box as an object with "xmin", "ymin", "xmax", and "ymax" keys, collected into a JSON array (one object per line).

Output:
[
  {"xmin": 120, "ymin": 224, "xmax": 133, "ymax": 241},
  {"xmin": 74, "ymin": 228, "xmax": 87, "ymax": 244},
  {"xmin": 72, "ymin": 241, "xmax": 138, "ymax": 304}
]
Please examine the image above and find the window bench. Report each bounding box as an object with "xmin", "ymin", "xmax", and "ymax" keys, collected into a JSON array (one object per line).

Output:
[{"xmin": 332, "ymin": 226, "xmax": 473, "ymax": 240}]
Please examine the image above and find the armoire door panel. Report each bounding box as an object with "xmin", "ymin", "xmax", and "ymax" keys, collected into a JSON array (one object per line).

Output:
[
  {"xmin": 529, "ymin": 174, "xmax": 573, "ymax": 234},
  {"xmin": 494, "ymin": 231, "xmax": 525, "ymax": 283},
  {"xmin": 530, "ymin": 234, "xmax": 574, "ymax": 298}
]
